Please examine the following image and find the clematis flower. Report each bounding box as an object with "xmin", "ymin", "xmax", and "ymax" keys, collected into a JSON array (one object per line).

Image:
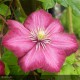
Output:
[
  {"xmin": 2, "ymin": 9, "xmax": 78, "ymax": 72},
  {"xmin": 0, "ymin": 60, "xmax": 5, "ymax": 75}
]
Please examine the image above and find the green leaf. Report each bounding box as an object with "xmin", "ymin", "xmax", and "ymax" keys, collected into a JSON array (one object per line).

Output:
[
  {"xmin": 56, "ymin": 0, "xmax": 68, "ymax": 7},
  {"xmin": 14, "ymin": 8, "xmax": 26, "ymax": 23},
  {"xmin": 73, "ymin": 14, "xmax": 80, "ymax": 39},
  {"xmin": 76, "ymin": 67, "xmax": 80, "ymax": 74},
  {"xmin": 75, "ymin": 62, "xmax": 80, "ymax": 74},
  {"xmin": 56, "ymin": 0, "xmax": 80, "ymax": 16},
  {"xmin": 67, "ymin": 0, "xmax": 80, "ymax": 17},
  {"xmin": 9, "ymin": 65, "xmax": 28, "ymax": 75},
  {"xmin": 60, "ymin": 9, "xmax": 80, "ymax": 39},
  {"xmin": 65, "ymin": 54, "xmax": 77, "ymax": 64},
  {"xmin": 9, "ymin": 65, "xmax": 29, "ymax": 80},
  {"xmin": 0, "ymin": 3, "xmax": 11, "ymax": 16},
  {"xmin": 39, "ymin": 0, "xmax": 55, "ymax": 10},
  {"xmin": 58, "ymin": 64, "xmax": 78, "ymax": 75},
  {"xmin": 4, "ymin": 62, "xmax": 10, "ymax": 75},
  {"xmin": 2, "ymin": 49, "xmax": 18, "ymax": 65}
]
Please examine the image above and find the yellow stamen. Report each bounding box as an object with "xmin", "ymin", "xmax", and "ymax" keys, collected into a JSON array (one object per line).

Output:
[{"xmin": 38, "ymin": 30, "xmax": 45, "ymax": 40}]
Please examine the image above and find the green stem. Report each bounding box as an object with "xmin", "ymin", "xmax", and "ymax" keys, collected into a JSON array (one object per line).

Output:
[
  {"xmin": 0, "ymin": 15, "xmax": 7, "ymax": 24},
  {"xmin": 68, "ymin": 6, "xmax": 74, "ymax": 33},
  {"xmin": 16, "ymin": 0, "xmax": 26, "ymax": 17}
]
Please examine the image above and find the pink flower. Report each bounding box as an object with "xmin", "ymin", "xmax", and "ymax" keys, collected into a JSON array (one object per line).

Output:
[
  {"xmin": 2, "ymin": 9, "xmax": 78, "ymax": 72},
  {"xmin": 0, "ymin": 60, "xmax": 5, "ymax": 75}
]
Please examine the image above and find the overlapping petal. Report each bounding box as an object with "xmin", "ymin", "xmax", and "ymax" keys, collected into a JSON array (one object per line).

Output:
[
  {"xmin": 2, "ymin": 20, "xmax": 35, "ymax": 58},
  {"xmin": 50, "ymin": 33, "xmax": 78, "ymax": 56},
  {"xmin": 18, "ymin": 47, "xmax": 45, "ymax": 72},
  {"xmin": 19, "ymin": 44, "xmax": 66, "ymax": 72},
  {"xmin": 46, "ymin": 19, "xmax": 64, "ymax": 36},
  {"xmin": 24, "ymin": 9, "xmax": 53, "ymax": 31},
  {"xmin": 7, "ymin": 20, "xmax": 29, "ymax": 35},
  {"xmin": 41, "ymin": 45, "xmax": 66, "ymax": 72}
]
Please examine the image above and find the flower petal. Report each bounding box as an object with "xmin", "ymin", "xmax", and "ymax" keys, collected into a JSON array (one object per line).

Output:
[
  {"xmin": 51, "ymin": 33, "xmax": 78, "ymax": 56},
  {"xmin": 42, "ymin": 45, "xmax": 66, "ymax": 72},
  {"xmin": 2, "ymin": 20, "xmax": 35, "ymax": 58},
  {"xmin": 2, "ymin": 30, "xmax": 35, "ymax": 58},
  {"xmin": 7, "ymin": 20, "xmax": 29, "ymax": 35},
  {"xmin": 46, "ymin": 19, "xmax": 64, "ymax": 35},
  {"xmin": 18, "ymin": 47, "xmax": 45, "ymax": 72},
  {"xmin": 24, "ymin": 9, "xmax": 53, "ymax": 31}
]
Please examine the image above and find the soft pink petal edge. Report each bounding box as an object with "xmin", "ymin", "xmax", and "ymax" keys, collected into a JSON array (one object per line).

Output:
[
  {"xmin": 7, "ymin": 20, "xmax": 29, "ymax": 34},
  {"xmin": 51, "ymin": 33, "xmax": 78, "ymax": 56},
  {"xmin": 18, "ymin": 47, "xmax": 45, "ymax": 72},
  {"xmin": 41, "ymin": 45, "xmax": 66, "ymax": 72},
  {"xmin": 2, "ymin": 20, "xmax": 35, "ymax": 58},
  {"xmin": 23, "ymin": 9, "xmax": 53, "ymax": 31},
  {"xmin": 46, "ymin": 19, "xmax": 64, "ymax": 35}
]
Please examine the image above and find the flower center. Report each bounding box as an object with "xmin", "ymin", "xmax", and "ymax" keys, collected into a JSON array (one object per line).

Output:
[
  {"xmin": 30, "ymin": 28, "xmax": 51, "ymax": 49},
  {"xmin": 37, "ymin": 30, "xmax": 45, "ymax": 40}
]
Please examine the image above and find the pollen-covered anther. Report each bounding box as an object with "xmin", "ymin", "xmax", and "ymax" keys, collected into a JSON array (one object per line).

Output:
[{"xmin": 37, "ymin": 30, "xmax": 45, "ymax": 40}]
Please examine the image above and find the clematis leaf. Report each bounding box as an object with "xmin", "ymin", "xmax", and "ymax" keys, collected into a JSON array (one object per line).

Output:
[
  {"xmin": 56, "ymin": 0, "xmax": 80, "ymax": 16},
  {"xmin": 39, "ymin": 0, "xmax": 55, "ymax": 10},
  {"xmin": 4, "ymin": 62, "xmax": 10, "ymax": 75},
  {"xmin": 75, "ymin": 62, "xmax": 80, "ymax": 74},
  {"xmin": 60, "ymin": 10, "xmax": 80, "ymax": 39},
  {"xmin": 56, "ymin": 0, "xmax": 68, "ymax": 7},
  {"xmin": 2, "ymin": 49, "xmax": 29, "ymax": 75},
  {"xmin": 9, "ymin": 65, "xmax": 29, "ymax": 75},
  {"xmin": 2, "ymin": 49, "xmax": 17, "ymax": 65},
  {"xmin": 67, "ymin": 0, "xmax": 80, "ymax": 17},
  {"xmin": 58, "ymin": 64, "xmax": 78, "ymax": 75},
  {"xmin": 72, "ymin": 14, "xmax": 80, "ymax": 39},
  {"xmin": 65, "ymin": 54, "xmax": 77, "ymax": 64},
  {"xmin": 0, "ymin": 3, "xmax": 11, "ymax": 16},
  {"xmin": 14, "ymin": 8, "xmax": 26, "ymax": 23},
  {"xmin": 76, "ymin": 67, "xmax": 80, "ymax": 74}
]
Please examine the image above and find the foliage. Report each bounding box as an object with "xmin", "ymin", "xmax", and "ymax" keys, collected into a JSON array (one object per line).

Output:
[
  {"xmin": 0, "ymin": 3, "xmax": 11, "ymax": 16},
  {"xmin": 0, "ymin": 0, "xmax": 80, "ymax": 80},
  {"xmin": 39, "ymin": 0, "xmax": 55, "ymax": 10},
  {"xmin": 56, "ymin": 0, "xmax": 80, "ymax": 16}
]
